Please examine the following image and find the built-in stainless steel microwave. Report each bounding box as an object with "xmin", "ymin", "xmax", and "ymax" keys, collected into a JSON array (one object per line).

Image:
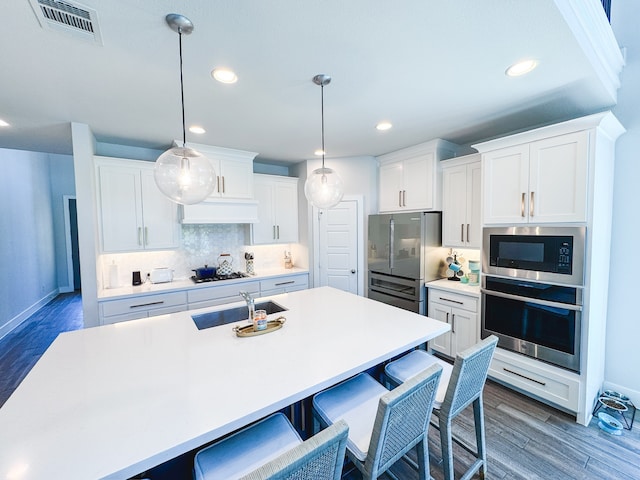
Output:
[{"xmin": 482, "ymin": 226, "xmax": 586, "ymax": 286}]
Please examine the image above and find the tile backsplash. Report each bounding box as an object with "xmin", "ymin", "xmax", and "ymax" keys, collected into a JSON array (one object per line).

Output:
[{"xmin": 100, "ymin": 224, "xmax": 295, "ymax": 289}]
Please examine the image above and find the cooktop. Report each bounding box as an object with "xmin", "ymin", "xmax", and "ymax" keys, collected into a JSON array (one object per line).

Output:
[{"xmin": 190, "ymin": 272, "xmax": 250, "ymax": 283}]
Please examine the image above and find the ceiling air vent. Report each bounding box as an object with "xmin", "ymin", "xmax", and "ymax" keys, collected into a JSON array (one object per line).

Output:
[{"xmin": 29, "ymin": 0, "xmax": 103, "ymax": 44}]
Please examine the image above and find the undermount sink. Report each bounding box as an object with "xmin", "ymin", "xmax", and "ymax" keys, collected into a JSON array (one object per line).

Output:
[{"xmin": 192, "ymin": 301, "xmax": 287, "ymax": 330}]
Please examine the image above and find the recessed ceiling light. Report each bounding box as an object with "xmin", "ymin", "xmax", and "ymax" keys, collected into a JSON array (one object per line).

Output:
[
  {"xmin": 376, "ymin": 121, "xmax": 393, "ymax": 131},
  {"xmin": 0, "ymin": 118, "xmax": 9, "ymax": 127},
  {"xmin": 314, "ymin": 149, "xmax": 325, "ymax": 156},
  {"xmin": 506, "ymin": 59, "xmax": 538, "ymax": 77},
  {"xmin": 189, "ymin": 126, "xmax": 206, "ymax": 134},
  {"xmin": 212, "ymin": 68, "xmax": 238, "ymax": 84}
]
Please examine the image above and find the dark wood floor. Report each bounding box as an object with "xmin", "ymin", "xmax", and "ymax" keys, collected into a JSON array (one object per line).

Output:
[{"xmin": 1, "ymin": 293, "xmax": 638, "ymax": 479}]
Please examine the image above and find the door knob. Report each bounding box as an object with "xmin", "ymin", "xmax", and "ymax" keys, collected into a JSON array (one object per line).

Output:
[{"xmin": 351, "ymin": 269, "xmax": 356, "ymax": 274}]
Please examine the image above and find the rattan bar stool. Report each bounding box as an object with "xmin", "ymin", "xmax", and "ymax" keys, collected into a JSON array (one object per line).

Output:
[
  {"xmin": 193, "ymin": 412, "xmax": 348, "ymax": 480},
  {"xmin": 312, "ymin": 365, "xmax": 442, "ymax": 480},
  {"xmin": 385, "ymin": 335, "xmax": 498, "ymax": 480}
]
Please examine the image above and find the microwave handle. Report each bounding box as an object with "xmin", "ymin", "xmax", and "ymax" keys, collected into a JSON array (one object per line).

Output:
[{"xmin": 480, "ymin": 288, "xmax": 582, "ymax": 312}]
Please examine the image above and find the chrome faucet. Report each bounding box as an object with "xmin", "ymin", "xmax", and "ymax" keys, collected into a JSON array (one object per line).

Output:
[{"xmin": 239, "ymin": 291, "xmax": 255, "ymax": 322}]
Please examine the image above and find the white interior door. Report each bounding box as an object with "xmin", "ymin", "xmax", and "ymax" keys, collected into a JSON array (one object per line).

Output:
[{"xmin": 315, "ymin": 199, "xmax": 360, "ymax": 295}]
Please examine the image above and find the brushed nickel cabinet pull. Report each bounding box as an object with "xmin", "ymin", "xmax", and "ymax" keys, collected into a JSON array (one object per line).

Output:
[
  {"xmin": 439, "ymin": 297, "xmax": 464, "ymax": 305},
  {"xmin": 138, "ymin": 227, "xmax": 142, "ymax": 246},
  {"xmin": 467, "ymin": 224, "xmax": 470, "ymax": 243},
  {"xmin": 452, "ymin": 313, "xmax": 456, "ymax": 333},
  {"xmin": 503, "ymin": 367, "xmax": 546, "ymax": 386},
  {"xmin": 273, "ymin": 225, "xmax": 276, "ymax": 239},
  {"xmin": 144, "ymin": 227, "xmax": 148, "ymax": 246},
  {"xmin": 222, "ymin": 176, "xmax": 225, "ymax": 193},
  {"xmin": 275, "ymin": 280, "xmax": 295, "ymax": 286},
  {"xmin": 521, "ymin": 192, "xmax": 525, "ymax": 217},
  {"xmin": 277, "ymin": 225, "xmax": 280, "ymax": 239},
  {"xmin": 530, "ymin": 191, "xmax": 535, "ymax": 217},
  {"xmin": 461, "ymin": 224, "xmax": 464, "ymax": 242},
  {"xmin": 403, "ymin": 190, "xmax": 407, "ymax": 206},
  {"xmin": 217, "ymin": 176, "xmax": 220, "ymax": 193},
  {"xmin": 398, "ymin": 191, "xmax": 402, "ymax": 207},
  {"xmin": 446, "ymin": 312, "xmax": 450, "ymax": 323}
]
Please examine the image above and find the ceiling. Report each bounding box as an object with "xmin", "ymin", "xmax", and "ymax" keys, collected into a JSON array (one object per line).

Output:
[{"xmin": 0, "ymin": 0, "xmax": 621, "ymax": 164}]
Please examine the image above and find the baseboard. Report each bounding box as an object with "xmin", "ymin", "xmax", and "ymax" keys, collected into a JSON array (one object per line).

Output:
[
  {"xmin": 0, "ymin": 289, "xmax": 60, "ymax": 341},
  {"xmin": 58, "ymin": 285, "xmax": 74, "ymax": 294},
  {"xmin": 602, "ymin": 380, "xmax": 639, "ymax": 407}
]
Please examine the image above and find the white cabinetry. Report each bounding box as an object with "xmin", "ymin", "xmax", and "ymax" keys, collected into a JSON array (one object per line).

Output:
[
  {"xmin": 427, "ymin": 287, "xmax": 478, "ymax": 358},
  {"xmin": 481, "ymin": 131, "xmax": 588, "ymax": 225},
  {"xmin": 474, "ymin": 111, "xmax": 625, "ymax": 425},
  {"xmin": 251, "ymin": 174, "xmax": 299, "ymax": 244},
  {"xmin": 99, "ymin": 291, "xmax": 187, "ymax": 325},
  {"xmin": 260, "ymin": 273, "xmax": 309, "ymax": 296},
  {"xmin": 442, "ymin": 154, "xmax": 482, "ymax": 248},
  {"xmin": 377, "ymin": 139, "xmax": 461, "ymax": 213},
  {"xmin": 188, "ymin": 280, "xmax": 260, "ymax": 310},
  {"xmin": 96, "ymin": 157, "xmax": 180, "ymax": 253}
]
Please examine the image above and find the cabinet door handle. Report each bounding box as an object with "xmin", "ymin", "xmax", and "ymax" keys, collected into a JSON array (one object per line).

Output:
[
  {"xmin": 217, "ymin": 176, "xmax": 221, "ymax": 193},
  {"xmin": 130, "ymin": 301, "xmax": 164, "ymax": 308},
  {"xmin": 144, "ymin": 227, "xmax": 148, "ymax": 246},
  {"xmin": 530, "ymin": 191, "xmax": 535, "ymax": 217},
  {"xmin": 137, "ymin": 227, "xmax": 142, "ymax": 246},
  {"xmin": 403, "ymin": 190, "xmax": 407, "ymax": 206},
  {"xmin": 277, "ymin": 225, "xmax": 280, "ymax": 239},
  {"xmin": 273, "ymin": 225, "xmax": 276, "ymax": 240},
  {"xmin": 452, "ymin": 313, "xmax": 455, "ymax": 333},
  {"xmin": 222, "ymin": 176, "xmax": 225, "ymax": 193},
  {"xmin": 467, "ymin": 224, "xmax": 470, "ymax": 243},
  {"xmin": 521, "ymin": 192, "xmax": 526, "ymax": 217},
  {"xmin": 398, "ymin": 191, "xmax": 402, "ymax": 207},
  {"xmin": 446, "ymin": 312, "xmax": 450, "ymax": 324},
  {"xmin": 461, "ymin": 224, "xmax": 464, "ymax": 242},
  {"xmin": 503, "ymin": 367, "xmax": 546, "ymax": 386},
  {"xmin": 275, "ymin": 280, "xmax": 295, "ymax": 286},
  {"xmin": 439, "ymin": 297, "xmax": 464, "ymax": 305}
]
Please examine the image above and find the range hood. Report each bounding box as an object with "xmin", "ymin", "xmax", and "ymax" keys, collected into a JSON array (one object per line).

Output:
[{"xmin": 181, "ymin": 198, "xmax": 259, "ymax": 224}]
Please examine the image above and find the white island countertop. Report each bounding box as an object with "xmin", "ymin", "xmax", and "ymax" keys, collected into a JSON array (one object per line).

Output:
[{"xmin": 0, "ymin": 287, "xmax": 449, "ymax": 480}]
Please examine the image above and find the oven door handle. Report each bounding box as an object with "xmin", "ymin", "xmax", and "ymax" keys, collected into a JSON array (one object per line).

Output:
[{"xmin": 481, "ymin": 288, "xmax": 582, "ymax": 312}]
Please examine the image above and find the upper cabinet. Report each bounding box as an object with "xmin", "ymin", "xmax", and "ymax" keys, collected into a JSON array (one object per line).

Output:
[
  {"xmin": 377, "ymin": 139, "xmax": 461, "ymax": 213},
  {"xmin": 442, "ymin": 154, "xmax": 482, "ymax": 248},
  {"xmin": 179, "ymin": 143, "xmax": 260, "ymax": 224},
  {"xmin": 180, "ymin": 142, "xmax": 257, "ymax": 200},
  {"xmin": 250, "ymin": 174, "xmax": 299, "ymax": 244},
  {"xmin": 96, "ymin": 157, "xmax": 180, "ymax": 252},
  {"xmin": 480, "ymin": 131, "xmax": 589, "ymax": 224}
]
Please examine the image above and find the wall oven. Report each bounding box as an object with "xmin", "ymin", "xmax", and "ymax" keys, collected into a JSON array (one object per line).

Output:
[{"xmin": 481, "ymin": 226, "xmax": 586, "ymax": 372}]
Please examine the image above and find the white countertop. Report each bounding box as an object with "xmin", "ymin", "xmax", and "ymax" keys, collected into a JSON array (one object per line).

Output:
[
  {"xmin": 426, "ymin": 278, "xmax": 481, "ymax": 297},
  {"xmin": 98, "ymin": 267, "xmax": 309, "ymax": 300},
  {"xmin": 0, "ymin": 287, "xmax": 449, "ymax": 480}
]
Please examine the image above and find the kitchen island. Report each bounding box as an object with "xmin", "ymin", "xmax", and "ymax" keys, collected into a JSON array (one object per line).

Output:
[{"xmin": 0, "ymin": 287, "xmax": 449, "ymax": 479}]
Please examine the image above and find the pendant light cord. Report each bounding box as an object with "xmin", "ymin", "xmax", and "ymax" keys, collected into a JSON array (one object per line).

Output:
[
  {"xmin": 320, "ymin": 83, "xmax": 325, "ymax": 169},
  {"xmin": 178, "ymin": 30, "xmax": 187, "ymax": 148}
]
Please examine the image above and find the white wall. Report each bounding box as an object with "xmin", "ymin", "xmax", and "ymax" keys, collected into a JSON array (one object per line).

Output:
[
  {"xmin": 606, "ymin": 2, "xmax": 640, "ymax": 402},
  {"xmin": 0, "ymin": 148, "xmax": 58, "ymax": 338},
  {"xmin": 48, "ymin": 153, "xmax": 76, "ymax": 291}
]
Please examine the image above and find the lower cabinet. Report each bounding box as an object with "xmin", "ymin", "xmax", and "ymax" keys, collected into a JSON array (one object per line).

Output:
[
  {"xmin": 489, "ymin": 348, "xmax": 580, "ymax": 412},
  {"xmin": 260, "ymin": 273, "xmax": 309, "ymax": 296},
  {"xmin": 188, "ymin": 281, "xmax": 260, "ymax": 310},
  {"xmin": 99, "ymin": 291, "xmax": 187, "ymax": 325},
  {"xmin": 427, "ymin": 287, "xmax": 478, "ymax": 358}
]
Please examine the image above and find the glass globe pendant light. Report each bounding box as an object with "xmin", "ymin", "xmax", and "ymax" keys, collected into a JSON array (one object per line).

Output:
[
  {"xmin": 154, "ymin": 13, "xmax": 215, "ymax": 205},
  {"xmin": 304, "ymin": 74, "xmax": 344, "ymax": 209}
]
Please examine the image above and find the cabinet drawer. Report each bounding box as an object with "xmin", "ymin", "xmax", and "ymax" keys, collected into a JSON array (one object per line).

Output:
[
  {"xmin": 187, "ymin": 281, "xmax": 259, "ymax": 305},
  {"xmin": 100, "ymin": 291, "xmax": 187, "ymax": 318},
  {"xmin": 489, "ymin": 348, "xmax": 579, "ymax": 412},
  {"xmin": 260, "ymin": 275, "xmax": 308, "ymax": 293},
  {"xmin": 429, "ymin": 289, "xmax": 477, "ymax": 312}
]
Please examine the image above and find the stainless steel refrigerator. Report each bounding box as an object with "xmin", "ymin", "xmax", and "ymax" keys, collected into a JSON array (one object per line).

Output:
[{"xmin": 367, "ymin": 211, "xmax": 442, "ymax": 314}]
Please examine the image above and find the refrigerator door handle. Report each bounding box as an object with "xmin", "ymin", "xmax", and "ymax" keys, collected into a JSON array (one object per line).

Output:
[{"xmin": 389, "ymin": 218, "xmax": 395, "ymax": 270}]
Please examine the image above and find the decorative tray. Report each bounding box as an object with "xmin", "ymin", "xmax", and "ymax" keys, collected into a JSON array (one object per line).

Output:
[{"xmin": 233, "ymin": 317, "xmax": 286, "ymax": 337}]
